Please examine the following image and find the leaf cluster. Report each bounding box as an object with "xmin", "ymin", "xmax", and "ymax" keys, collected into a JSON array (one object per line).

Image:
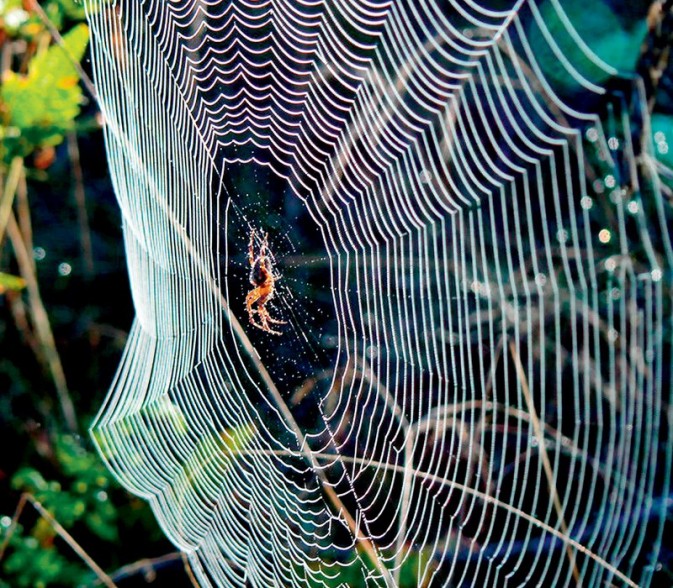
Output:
[
  {"xmin": 0, "ymin": 1, "xmax": 89, "ymax": 164},
  {"xmin": 1, "ymin": 435, "xmax": 118, "ymax": 587}
]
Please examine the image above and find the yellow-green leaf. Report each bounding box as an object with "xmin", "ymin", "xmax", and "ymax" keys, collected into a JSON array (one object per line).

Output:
[{"xmin": 1, "ymin": 24, "xmax": 89, "ymax": 159}]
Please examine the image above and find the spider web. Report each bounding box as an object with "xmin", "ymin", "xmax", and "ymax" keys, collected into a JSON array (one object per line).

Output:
[{"xmin": 85, "ymin": 0, "xmax": 672, "ymax": 586}]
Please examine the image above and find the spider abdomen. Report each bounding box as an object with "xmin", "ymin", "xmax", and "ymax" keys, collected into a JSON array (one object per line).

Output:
[{"xmin": 250, "ymin": 258, "xmax": 271, "ymax": 287}]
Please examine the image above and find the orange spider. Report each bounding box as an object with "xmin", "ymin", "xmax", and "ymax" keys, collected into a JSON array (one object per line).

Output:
[{"xmin": 245, "ymin": 229, "xmax": 286, "ymax": 335}]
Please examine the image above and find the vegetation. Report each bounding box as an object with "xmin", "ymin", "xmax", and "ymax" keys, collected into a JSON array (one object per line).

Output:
[{"xmin": 0, "ymin": 2, "xmax": 191, "ymax": 586}]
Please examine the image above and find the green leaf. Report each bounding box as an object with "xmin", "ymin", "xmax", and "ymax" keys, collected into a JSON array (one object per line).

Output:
[
  {"xmin": 31, "ymin": 23, "xmax": 89, "ymax": 82},
  {"xmin": 11, "ymin": 468, "xmax": 48, "ymax": 493},
  {"xmin": 1, "ymin": 24, "xmax": 89, "ymax": 159}
]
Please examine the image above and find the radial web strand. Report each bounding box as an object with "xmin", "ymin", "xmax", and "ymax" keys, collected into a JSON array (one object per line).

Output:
[{"xmin": 85, "ymin": 1, "xmax": 672, "ymax": 586}]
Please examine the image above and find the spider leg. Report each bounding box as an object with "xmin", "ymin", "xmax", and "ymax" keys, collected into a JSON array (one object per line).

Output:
[
  {"xmin": 260, "ymin": 232, "xmax": 269, "ymax": 257},
  {"xmin": 246, "ymin": 287, "xmax": 262, "ymax": 321},
  {"xmin": 248, "ymin": 229, "xmax": 256, "ymax": 267},
  {"xmin": 250, "ymin": 317, "xmax": 270, "ymax": 332},
  {"xmin": 248, "ymin": 305, "xmax": 269, "ymax": 332},
  {"xmin": 257, "ymin": 305, "xmax": 283, "ymax": 335},
  {"xmin": 266, "ymin": 315, "xmax": 287, "ymax": 325},
  {"xmin": 256, "ymin": 290, "xmax": 286, "ymax": 325},
  {"xmin": 246, "ymin": 289, "xmax": 281, "ymax": 334}
]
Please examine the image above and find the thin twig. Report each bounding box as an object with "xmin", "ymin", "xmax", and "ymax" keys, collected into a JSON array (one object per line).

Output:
[
  {"xmin": 235, "ymin": 448, "xmax": 639, "ymax": 588},
  {"xmin": 14, "ymin": 164, "xmax": 33, "ymax": 255},
  {"xmin": 67, "ymin": 132, "xmax": 95, "ymax": 277},
  {"xmin": 509, "ymin": 340, "xmax": 581, "ymax": 585},
  {"xmin": 23, "ymin": 494, "xmax": 117, "ymax": 588},
  {"xmin": 1, "ymin": 493, "xmax": 116, "ymax": 587},
  {"xmin": 0, "ymin": 157, "xmax": 23, "ymax": 242},
  {"xmin": 88, "ymin": 552, "xmax": 190, "ymax": 586},
  {"xmin": 7, "ymin": 211, "xmax": 78, "ymax": 431},
  {"xmin": 0, "ymin": 493, "xmax": 28, "ymax": 561},
  {"xmin": 223, "ymin": 302, "xmax": 393, "ymax": 582},
  {"xmin": 181, "ymin": 552, "xmax": 201, "ymax": 588},
  {"xmin": 353, "ymin": 357, "xmax": 411, "ymax": 585},
  {"xmin": 6, "ymin": 291, "xmax": 43, "ymax": 362}
]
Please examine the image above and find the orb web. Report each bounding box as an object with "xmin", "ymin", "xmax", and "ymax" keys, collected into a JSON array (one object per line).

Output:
[{"xmin": 85, "ymin": 0, "xmax": 672, "ymax": 586}]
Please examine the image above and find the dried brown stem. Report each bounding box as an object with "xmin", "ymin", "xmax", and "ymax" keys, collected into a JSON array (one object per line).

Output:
[
  {"xmin": 15, "ymin": 166, "xmax": 32, "ymax": 253},
  {"xmin": 509, "ymin": 339, "xmax": 581, "ymax": 585},
  {"xmin": 68, "ymin": 132, "xmax": 95, "ymax": 277},
  {"xmin": 0, "ymin": 492, "xmax": 28, "ymax": 561},
  {"xmin": 236, "ymin": 448, "xmax": 638, "ymax": 588},
  {"xmin": 181, "ymin": 552, "xmax": 201, "ymax": 588},
  {"xmin": 25, "ymin": 494, "xmax": 117, "ymax": 588},
  {"xmin": 0, "ymin": 157, "xmax": 23, "ymax": 242},
  {"xmin": 89, "ymin": 552, "xmax": 194, "ymax": 586},
  {"xmin": 7, "ymin": 211, "xmax": 78, "ymax": 431}
]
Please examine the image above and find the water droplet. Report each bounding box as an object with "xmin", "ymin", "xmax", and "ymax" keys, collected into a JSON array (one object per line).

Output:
[
  {"xmin": 33, "ymin": 246, "xmax": 46, "ymax": 261},
  {"xmin": 58, "ymin": 262, "xmax": 72, "ymax": 276},
  {"xmin": 598, "ymin": 229, "xmax": 611, "ymax": 244}
]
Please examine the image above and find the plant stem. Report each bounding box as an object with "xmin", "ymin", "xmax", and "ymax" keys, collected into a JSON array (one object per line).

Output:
[
  {"xmin": 0, "ymin": 157, "xmax": 23, "ymax": 242},
  {"xmin": 7, "ymin": 210, "xmax": 78, "ymax": 431},
  {"xmin": 24, "ymin": 494, "xmax": 117, "ymax": 588},
  {"xmin": 509, "ymin": 339, "xmax": 581, "ymax": 585},
  {"xmin": 68, "ymin": 132, "xmax": 95, "ymax": 277}
]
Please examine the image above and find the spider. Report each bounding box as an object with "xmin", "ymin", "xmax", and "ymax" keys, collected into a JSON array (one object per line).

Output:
[{"xmin": 245, "ymin": 229, "xmax": 286, "ymax": 335}]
